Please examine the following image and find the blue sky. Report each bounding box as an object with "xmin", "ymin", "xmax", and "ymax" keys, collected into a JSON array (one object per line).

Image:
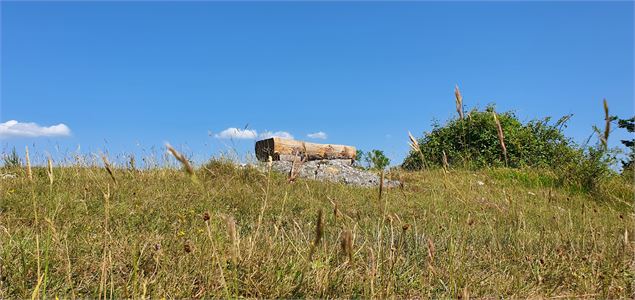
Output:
[{"xmin": 1, "ymin": 1, "xmax": 633, "ymax": 166}]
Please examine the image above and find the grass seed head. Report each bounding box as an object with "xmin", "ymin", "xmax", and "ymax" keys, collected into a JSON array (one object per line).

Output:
[
  {"xmin": 492, "ymin": 111, "xmax": 508, "ymax": 165},
  {"xmin": 166, "ymin": 143, "xmax": 196, "ymax": 179},
  {"xmin": 455, "ymin": 84, "xmax": 464, "ymax": 120},
  {"xmin": 602, "ymin": 98, "xmax": 610, "ymax": 149},
  {"xmin": 101, "ymin": 154, "xmax": 117, "ymax": 184},
  {"xmin": 308, "ymin": 209, "xmax": 324, "ymax": 260},
  {"xmin": 427, "ymin": 237, "xmax": 436, "ymax": 261},
  {"xmin": 47, "ymin": 156, "xmax": 54, "ymax": 185},
  {"xmin": 408, "ymin": 131, "xmax": 426, "ymax": 169},
  {"xmin": 341, "ymin": 229, "xmax": 353, "ymax": 262},
  {"xmin": 315, "ymin": 209, "xmax": 324, "ymax": 246},
  {"xmin": 25, "ymin": 146, "xmax": 32, "ymax": 181},
  {"xmin": 408, "ymin": 131, "xmax": 420, "ymax": 152}
]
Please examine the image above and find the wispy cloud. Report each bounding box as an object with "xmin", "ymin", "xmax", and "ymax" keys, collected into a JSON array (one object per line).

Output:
[
  {"xmin": 214, "ymin": 127, "xmax": 258, "ymax": 139},
  {"xmin": 307, "ymin": 131, "xmax": 327, "ymax": 139},
  {"xmin": 259, "ymin": 131, "xmax": 293, "ymax": 139},
  {"xmin": 214, "ymin": 127, "xmax": 293, "ymax": 140},
  {"xmin": 0, "ymin": 120, "xmax": 71, "ymax": 138}
]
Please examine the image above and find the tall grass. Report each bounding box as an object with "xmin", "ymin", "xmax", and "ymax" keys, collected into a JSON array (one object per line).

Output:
[{"xmin": 0, "ymin": 151, "xmax": 632, "ymax": 298}]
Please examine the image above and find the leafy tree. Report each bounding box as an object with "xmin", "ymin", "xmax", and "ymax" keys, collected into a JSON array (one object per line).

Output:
[{"xmin": 365, "ymin": 149, "xmax": 390, "ymax": 170}]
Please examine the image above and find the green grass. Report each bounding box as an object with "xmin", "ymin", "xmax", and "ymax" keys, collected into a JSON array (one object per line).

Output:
[{"xmin": 0, "ymin": 162, "xmax": 633, "ymax": 298}]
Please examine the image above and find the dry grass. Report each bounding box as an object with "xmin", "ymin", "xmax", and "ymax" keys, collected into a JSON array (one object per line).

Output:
[
  {"xmin": 408, "ymin": 131, "xmax": 426, "ymax": 169},
  {"xmin": 442, "ymin": 150, "xmax": 450, "ymax": 173},
  {"xmin": 165, "ymin": 143, "xmax": 196, "ymax": 179},
  {"xmin": 101, "ymin": 154, "xmax": 117, "ymax": 185},
  {"xmin": 455, "ymin": 84, "xmax": 464, "ymax": 120},
  {"xmin": 25, "ymin": 146, "xmax": 32, "ymax": 181},
  {"xmin": 46, "ymin": 156, "xmax": 54, "ymax": 186},
  {"xmin": 0, "ymin": 156, "xmax": 633, "ymax": 298},
  {"xmin": 492, "ymin": 111, "xmax": 508, "ymax": 165}
]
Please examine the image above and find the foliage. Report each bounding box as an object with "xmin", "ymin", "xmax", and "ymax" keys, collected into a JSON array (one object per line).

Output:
[
  {"xmin": 2, "ymin": 147, "xmax": 22, "ymax": 169},
  {"xmin": 355, "ymin": 149, "xmax": 364, "ymax": 165},
  {"xmin": 402, "ymin": 105, "xmax": 578, "ymax": 170},
  {"xmin": 558, "ymin": 146, "xmax": 618, "ymax": 193},
  {"xmin": 401, "ymin": 105, "xmax": 626, "ymax": 194},
  {"xmin": 364, "ymin": 149, "xmax": 390, "ymax": 170},
  {"xmin": 617, "ymin": 116, "xmax": 634, "ymax": 177}
]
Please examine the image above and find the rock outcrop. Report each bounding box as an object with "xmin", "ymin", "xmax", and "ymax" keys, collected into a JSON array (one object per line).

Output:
[{"xmin": 265, "ymin": 159, "xmax": 400, "ymax": 188}]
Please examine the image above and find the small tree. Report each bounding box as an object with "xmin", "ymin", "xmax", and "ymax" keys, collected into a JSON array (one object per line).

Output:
[{"xmin": 365, "ymin": 149, "xmax": 390, "ymax": 170}]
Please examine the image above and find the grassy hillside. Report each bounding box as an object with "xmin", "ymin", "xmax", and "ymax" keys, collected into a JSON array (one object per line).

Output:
[{"xmin": 0, "ymin": 162, "xmax": 633, "ymax": 298}]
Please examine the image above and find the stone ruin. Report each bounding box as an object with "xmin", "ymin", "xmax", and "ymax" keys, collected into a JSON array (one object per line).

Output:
[{"xmin": 255, "ymin": 137, "xmax": 400, "ymax": 188}]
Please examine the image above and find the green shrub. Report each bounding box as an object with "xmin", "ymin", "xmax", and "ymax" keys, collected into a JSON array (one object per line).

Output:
[
  {"xmin": 402, "ymin": 105, "xmax": 621, "ymax": 195},
  {"xmin": 557, "ymin": 146, "xmax": 618, "ymax": 193},
  {"xmin": 402, "ymin": 105, "xmax": 578, "ymax": 170}
]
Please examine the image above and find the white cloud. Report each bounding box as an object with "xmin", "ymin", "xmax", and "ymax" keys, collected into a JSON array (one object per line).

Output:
[
  {"xmin": 259, "ymin": 131, "xmax": 294, "ymax": 139},
  {"xmin": 307, "ymin": 131, "xmax": 327, "ymax": 139},
  {"xmin": 214, "ymin": 127, "xmax": 258, "ymax": 139},
  {"xmin": 0, "ymin": 120, "xmax": 71, "ymax": 138},
  {"xmin": 213, "ymin": 127, "xmax": 293, "ymax": 140}
]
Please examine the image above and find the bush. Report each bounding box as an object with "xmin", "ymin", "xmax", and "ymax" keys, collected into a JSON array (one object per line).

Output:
[
  {"xmin": 402, "ymin": 105, "xmax": 578, "ymax": 170},
  {"xmin": 558, "ymin": 146, "xmax": 618, "ymax": 193},
  {"xmin": 402, "ymin": 105, "xmax": 620, "ymax": 194}
]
